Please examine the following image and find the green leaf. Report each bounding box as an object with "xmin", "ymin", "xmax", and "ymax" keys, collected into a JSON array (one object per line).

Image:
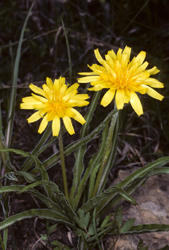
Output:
[
  {"xmin": 93, "ymin": 106, "xmax": 119, "ymax": 196},
  {"xmin": 93, "ymin": 208, "xmax": 102, "ymax": 250},
  {"xmin": 114, "ymin": 206, "xmax": 123, "ymax": 228},
  {"xmin": 101, "ymin": 214, "xmax": 111, "ymax": 228},
  {"xmin": 120, "ymin": 218, "xmax": 136, "ymax": 234},
  {"xmin": 88, "ymin": 123, "xmax": 109, "ymax": 200},
  {"xmin": 47, "ymin": 223, "xmax": 58, "ymax": 235},
  {"xmin": 1, "ymin": 194, "xmax": 10, "ymax": 250},
  {"xmin": 71, "ymin": 91, "xmax": 101, "ymax": 199},
  {"xmin": 0, "ymin": 209, "xmax": 73, "ymax": 231},
  {"xmin": 79, "ymin": 185, "xmax": 137, "ymax": 215},
  {"xmin": 126, "ymin": 223, "xmax": 169, "ymax": 234},
  {"xmin": 75, "ymin": 209, "xmax": 90, "ymax": 231},
  {"xmin": 5, "ymin": 2, "xmax": 34, "ymax": 147},
  {"xmin": 98, "ymin": 110, "xmax": 121, "ymax": 192},
  {"xmin": 16, "ymin": 171, "xmax": 38, "ymax": 183},
  {"xmin": 61, "ymin": 19, "xmax": 72, "ymax": 84}
]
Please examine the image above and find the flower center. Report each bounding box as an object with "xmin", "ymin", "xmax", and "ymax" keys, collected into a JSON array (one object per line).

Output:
[{"xmin": 48, "ymin": 92, "xmax": 68, "ymax": 117}]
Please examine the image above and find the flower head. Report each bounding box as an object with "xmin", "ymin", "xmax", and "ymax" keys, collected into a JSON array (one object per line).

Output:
[
  {"xmin": 21, "ymin": 77, "xmax": 89, "ymax": 136},
  {"xmin": 78, "ymin": 46, "xmax": 164, "ymax": 115}
]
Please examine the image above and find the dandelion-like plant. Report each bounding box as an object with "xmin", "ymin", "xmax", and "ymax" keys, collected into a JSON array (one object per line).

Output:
[
  {"xmin": 21, "ymin": 77, "xmax": 89, "ymax": 136},
  {"xmin": 78, "ymin": 46, "xmax": 164, "ymax": 115}
]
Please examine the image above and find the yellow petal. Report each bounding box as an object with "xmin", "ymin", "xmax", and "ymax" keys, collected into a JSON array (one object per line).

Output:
[
  {"xmin": 94, "ymin": 48, "xmax": 104, "ymax": 64},
  {"xmin": 89, "ymin": 64, "xmax": 106, "ymax": 74},
  {"xmin": 144, "ymin": 78, "xmax": 164, "ymax": 88},
  {"xmin": 42, "ymin": 84, "xmax": 52, "ymax": 96},
  {"xmin": 78, "ymin": 76, "xmax": 100, "ymax": 83},
  {"xmin": 146, "ymin": 86, "xmax": 164, "ymax": 100},
  {"xmin": 129, "ymin": 92, "xmax": 143, "ymax": 116},
  {"xmin": 135, "ymin": 61, "xmax": 149, "ymax": 74},
  {"xmin": 38, "ymin": 115, "xmax": 48, "ymax": 133},
  {"xmin": 101, "ymin": 89, "xmax": 115, "ymax": 107},
  {"xmin": 59, "ymin": 76, "xmax": 65, "ymax": 86},
  {"xmin": 21, "ymin": 96, "xmax": 41, "ymax": 103},
  {"xmin": 71, "ymin": 108, "xmax": 86, "ymax": 124},
  {"xmin": 123, "ymin": 46, "xmax": 131, "ymax": 60},
  {"xmin": 133, "ymin": 51, "xmax": 146, "ymax": 65},
  {"xmin": 88, "ymin": 85, "xmax": 102, "ymax": 91},
  {"xmin": 117, "ymin": 48, "xmax": 122, "ymax": 61},
  {"xmin": 108, "ymin": 49, "xmax": 117, "ymax": 61},
  {"xmin": 115, "ymin": 89, "xmax": 125, "ymax": 109},
  {"xmin": 63, "ymin": 116, "xmax": 75, "ymax": 135},
  {"xmin": 147, "ymin": 66, "xmax": 160, "ymax": 75},
  {"xmin": 29, "ymin": 84, "xmax": 46, "ymax": 97},
  {"xmin": 65, "ymin": 108, "xmax": 76, "ymax": 118},
  {"xmin": 105, "ymin": 54, "xmax": 115, "ymax": 68},
  {"xmin": 32, "ymin": 93, "xmax": 47, "ymax": 103},
  {"xmin": 27, "ymin": 111, "xmax": 42, "ymax": 123},
  {"xmin": 20, "ymin": 102, "xmax": 38, "ymax": 109},
  {"xmin": 66, "ymin": 83, "xmax": 79, "ymax": 94},
  {"xmin": 47, "ymin": 110, "xmax": 56, "ymax": 121},
  {"xmin": 78, "ymin": 71, "xmax": 99, "ymax": 76},
  {"xmin": 46, "ymin": 77, "xmax": 54, "ymax": 90},
  {"xmin": 54, "ymin": 79, "xmax": 60, "ymax": 91},
  {"xmin": 52, "ymin": 116, "xmax": 60, "ymax": 136}
]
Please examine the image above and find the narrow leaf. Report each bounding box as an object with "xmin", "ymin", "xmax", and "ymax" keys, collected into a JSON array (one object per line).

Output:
[
  {"xmin": 0, "ymin": 209, "xmax": 73, "ymax": 231},
  {"xmin": 5, "ymin": 3, "xmax": 34, "ymax": 147}
]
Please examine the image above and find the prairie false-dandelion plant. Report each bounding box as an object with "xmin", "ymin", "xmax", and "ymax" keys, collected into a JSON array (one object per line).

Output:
[{"xmin": 78, "ymin": 46, "xmax": 164, "ymax": 115}]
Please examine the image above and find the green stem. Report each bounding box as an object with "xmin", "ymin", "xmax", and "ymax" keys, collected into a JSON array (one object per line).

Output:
[
  {"xmin": 93, "ymin": 105, "xmax": 119, "ymax": 196},
  {"xmin": 58, "ymin": 132, "xmax": 69, "ymax": 200}
]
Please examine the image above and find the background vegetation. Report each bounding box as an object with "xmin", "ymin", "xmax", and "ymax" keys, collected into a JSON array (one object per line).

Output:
[{"xmin": 0, "ymin": 0, "xmax": 169, "ymax": 249}]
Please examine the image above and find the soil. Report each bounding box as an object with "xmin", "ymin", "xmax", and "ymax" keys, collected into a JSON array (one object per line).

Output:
[{"xmin": 107, "ymin": 170, "xmax": 169, "ymax": 250}]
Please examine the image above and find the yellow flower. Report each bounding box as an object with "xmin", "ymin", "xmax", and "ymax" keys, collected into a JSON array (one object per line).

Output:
[
  {"xmin": 21, "ymin": 77, "xmax": 89, "ymax": 136},
  {"xmin": 78, "ymin": 46, "xmax": 164, "ymax": 115}
]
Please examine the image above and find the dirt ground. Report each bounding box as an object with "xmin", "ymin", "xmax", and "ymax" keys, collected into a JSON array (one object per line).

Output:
[{"xmin": 107, "ymin": 170, "xmax": 169, "ymax": 250}]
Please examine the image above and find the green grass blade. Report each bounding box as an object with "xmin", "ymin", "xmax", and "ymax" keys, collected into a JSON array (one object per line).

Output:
[
  {"xmin": 61, "ymin": 19, "xmax": 72, "ymax": 84},
  {"xmin": 0, "ymin": 209, "xmax": 73, "ymax": 231},
  {"xmin": 5, "ymin": 3, "xmax": 34, "ymax": 147},
  {"xmin": 93, "ymin": 208, "xmax": 102, "ymax": 250},
  {"xmin": 1, "ymin": 197, "xmax": 10, "ymax": 250},
  {"xmin": 0, "ymin": 234, "xmax": 5, "ymax": 250}
]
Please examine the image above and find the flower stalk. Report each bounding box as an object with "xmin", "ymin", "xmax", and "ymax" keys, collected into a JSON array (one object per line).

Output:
[{"xmin": 58, "ymin": 131, "xmax": 69, "ymax": 200}]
